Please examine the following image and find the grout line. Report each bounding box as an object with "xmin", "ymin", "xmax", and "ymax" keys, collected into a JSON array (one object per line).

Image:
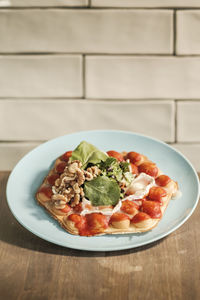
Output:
[
  {"xmin": 0, "ymin": 98, "xmax": 175, "ymax": 101},
  {"xmin": 174, "ymin": 100, "xmax": 178, "ymax": 143},
  {"xmin": 173, "ymin": 9, "xmax": 177, "ymax": 55},
  {"xmin": 0, "ymin": 6, "xmax": 90, "ymax": 10},
  {"xmin": 82, "ymin": 55, "xmax": 86, "ymax": 98},
  {"xmin": 88, "ymin": 5, "xmax": 200, "ymax": 10},
  {"xmin": 1, "ymin": 97, "xmax": 200, "ymax": 101},
  {"xmin": 170, "ymin": 141, "xmax": 200, "ymax": 145},
  {"xmin": 0, "ymin": 7, "xmax": 199, "ymax": 10},
  {"xmin": 0, "ymin": 53, "xmax": 176, "ymax": 56},
  {"xmin": 0, "ymin": 97, "xmax": 83, "ymax": 100},
  {"xmin": 0, "ymin": 140, "xmax": 45, "ymax": 143},
  {"xmin": 1, "ymin": 53, "xmax": 200, "ymax": 57}
]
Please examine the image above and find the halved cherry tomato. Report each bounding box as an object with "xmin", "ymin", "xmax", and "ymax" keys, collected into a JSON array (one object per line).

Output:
[
  {"xmin": 56, "ymin": 162, "xmax": 67, "ymax": 174},
  {"xmin": 121, "ymin": 200, "xmax": 139, "ymax": 215},
  {"xmin": 107, "ymin": 150, "xmax": 124, "ymax": 161},
  {"xmin": 141, "ymin": 200, "xmax": 162, "ymax": 219},
  {"xmin": 60, "ymin": 204, "xmax": 71, "ymax": 214},
  {"xmin": 110, "ymin": 212, "xmax": 130, "ymax": 223},
  {"xmin": 86, "ymin": 213, "xmax": 109, "ymax": 234},
  {"xmin": 131, "ymin": 212, "xmax": 150, "ymax": 223},
  {"xmin": 148, "ymin": 186, "xmax": 167, "ymax": 202},
  {"xmin": 38, "ymin": 185, "xmax": 53, "ymax": 199},
  {"xmin": 61, "ymin": 150, "xmax": 72, "ymax": 162},
  {"xmin": 156, "ymin": 175, "xmax": 171, "ymax": 187},
  {"xmin": 68, "ymin": 214, "xmax": 87, "ymax": 235},
  {"xmin": 126, "ymin": 151, "xmax": 142, "ymax": 164},
  {"xmin": 47, "ymin": 174, "xmax": 59, "ymax": 186},
  {"xmin": 130, "ymin": 163, "xmax": 139, "ymax": 175},
  {"xmin": 68, "ymin": 213, "xmax": 83, "ymax": 223},
  {"xmin": 138, "ymin": 162, "xmax": 158, "ymax": 178}
]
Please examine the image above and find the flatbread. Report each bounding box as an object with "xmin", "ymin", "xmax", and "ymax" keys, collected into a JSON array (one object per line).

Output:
[{"xmin": 36, "ymin": 149, "xmax": 179, "ymax": 236}]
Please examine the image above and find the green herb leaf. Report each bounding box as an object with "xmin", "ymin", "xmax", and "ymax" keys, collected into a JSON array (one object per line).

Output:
[
  {"xmin": 70, "ymin": 141, "xmax": 107, "ymax": 169},
  {"xmin": 100, "ymin": 157, "xmax": 117, "ymax": 169},
  {"xmin": 123, "ymin": 172, "xmax": 134, "ymax": 184},
  {"xmin": 120, "ymin": 161, "xmax": 130, "ymax": 173},
  {"xmin": 84, "ymin": 176, "xmax": 120, "ymax": 206},
  {"xmin": 99, "ymin": 157, "xmax": 123, "ymax": 182}
]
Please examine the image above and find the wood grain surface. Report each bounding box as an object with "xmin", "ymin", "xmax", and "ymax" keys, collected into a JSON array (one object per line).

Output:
[{"xmin": 0, "ymin": 172, "xmax": 199, "ymax": 300}]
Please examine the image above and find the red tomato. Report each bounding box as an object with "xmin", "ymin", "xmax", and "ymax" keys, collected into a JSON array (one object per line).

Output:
[
  {"xmin": 38, "ymin": 185, "xmax": 53, "ymax": 199},
  {"xmin": 141, "ymin": 200, "xmax": 162, "ymax": 219},
  {"xmin": 61, "ymin": 150, "xmax": 72, "ymax": 162},
  {"xmin": 68, "ymin": 214, "xmax": 82, "ymax": 223},
  {"xmin": 130, "ymin": 163, "xmax": 139, "ymax": 175},
  {"xmin": 155, "ymin": 175, "xmax": 171, "ymax": 187},
  {"xmin": 68, "ymin": 214, "xmax": 87, "ymax": 235},
  {"xmin": 126, "ymin": 151, "xmax": 142, "ymax": 164},
  {"xmin": 73, "ymin": 203, "xmax": 83, "ymax": 213},
  {"xmin": 138, "ymin": 162, "xmax": 158, "ymax": 178},
  {"xmin": 107, "ymin": 150, "xmax": 124, "ymax": 161},
  {"xmin": 86, "ymin": 213, "xmax": 109, "ymax": 234},
  {"xmin": 131, "ymin": 212, "xmax": 150, "ymax": 223},
  {"xmin": 148, "ymin": 186, "xmax": 167, "ymax": 202},
  {"xmin": 121, "ymin": 200, "xmax": 139, "ymax": 215},
  {"xmin": 60, "ymin": 204, "xmax": 71, "ymax": 214},
  {"xmin": 56, "ymin": 162, "xmax": 67, "ymax": 174},
  {"xmin": 110, "ymin": 212, "xmax": 130, "ymax": 223},
  {"xmin": 47, "ymin": 174, "xmax": 59, "ymax": 186}
]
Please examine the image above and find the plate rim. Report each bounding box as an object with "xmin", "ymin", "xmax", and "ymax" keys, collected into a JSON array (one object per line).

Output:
[{"xmin": 6, "ymin": 130, "xmax": 200, "ymax": 251}]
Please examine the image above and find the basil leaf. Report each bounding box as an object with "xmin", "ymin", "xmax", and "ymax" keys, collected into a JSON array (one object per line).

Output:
[
  {"xmin": 71, "ymin": 141, "xmax": 107, "ymax": 169},
  {"xmin": 84, "ymin": 176, "xmax": 120, "ymax": 206}
]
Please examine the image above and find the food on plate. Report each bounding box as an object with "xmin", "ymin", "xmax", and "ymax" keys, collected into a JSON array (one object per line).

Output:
[{"xmin": 36, "ymin": 141, "xmax": 181, "ymax": 236}]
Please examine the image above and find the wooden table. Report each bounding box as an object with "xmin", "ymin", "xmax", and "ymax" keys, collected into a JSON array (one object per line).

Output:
[{"xmin": 0, "ymin": 172, "xmax": 199, "ymax": 300}]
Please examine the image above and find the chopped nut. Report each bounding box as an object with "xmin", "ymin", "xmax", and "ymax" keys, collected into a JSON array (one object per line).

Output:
[
  {"xmin": 73, "ymin": 183, "xmax": 80, "ymax": 194},
  {"xmin": 54, "ymin": 200, "xmax": 66, "ymax": 210},
  {"xmin": 63, "ymin": 187, "xmax": 73, "ymax": 195},
  {"xmin": 77, "ymin": 169, "xmax": 85, "ymax": 185},
  {"xmin": 80, "ymin": 187, "xmax": 84, "ymax": 197},
  {"xmin": 62, "ymin": 175, "xmax": 76, "ymax": 182},
  {"xmin": 72, "ymin": 160, "xmax": 82, "ymax": 168},
  {"xmin": 71, "ymin": 194, "xmax": 80, "ymax": 207},
  {"xmin": 51, "ymin": 159, "xmax": 99, "ymax": 208},
  {"xmin": 84, "ymin": 171, "xmax": 93, "ymax": 181},
  {"xmin": 68, "ymin": 162, "xmax": 79, "ymax": 174},
  {"xmin": 55, "ymin": 178, "xmax": 61, "ymax": 187},
  {"xmin": 84, "ymin": 166, "xmax": 101, "ymax": 181},
  {"xmin": 52, "ymin": 194, "xmax": 67, "ymax": 202}
]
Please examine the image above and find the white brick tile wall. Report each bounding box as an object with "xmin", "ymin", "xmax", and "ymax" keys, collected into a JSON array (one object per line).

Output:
[
  {"xmin": 172, "ymin": 143, "xmax": 200, "ymax": 171},
  {"xmin": 0, "ymin": 4, "xmax": 199, "ymax": 171},
  {"xmin": 0, "ymin": 10, "xmax": 173, "ymax": 54},
  {"xmin": 0, "ymin": 99, "xmax": 175, "ymax": 142},
  {"xmin": 0, "ymin": 142, "xmax": 41, "ymax": 170},
  {"xmin": 177, "ymin": 10, "xmax": 200, "ymax": 55},
  {"xmin": 86, "ymin": 56, "xmax": 200, "ymax": 99},
  {"xmin": 177, "ymin": 101, "xmax": 200, "ymax": 142},
  {"xmin": 0, "ymin": 55, "xmax": 82, "ymax": 97},
  {"xmin": 0, "ymin": 0, "xmax": 88, "ymax": 6},
  {"xmin": 91, "ymin": 0, "xmax": 200, "ymax": 8}
]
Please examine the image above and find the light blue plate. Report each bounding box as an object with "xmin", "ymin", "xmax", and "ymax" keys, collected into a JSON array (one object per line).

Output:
[{"xmin": 6, "ymin": 130, "xmax": 199, "ymax": 251}]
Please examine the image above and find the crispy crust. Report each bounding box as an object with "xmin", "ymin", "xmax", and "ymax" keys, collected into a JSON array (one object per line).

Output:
[{"xmin": 35, "ymin": 153, "xmax": 178, "ymax": 236}]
